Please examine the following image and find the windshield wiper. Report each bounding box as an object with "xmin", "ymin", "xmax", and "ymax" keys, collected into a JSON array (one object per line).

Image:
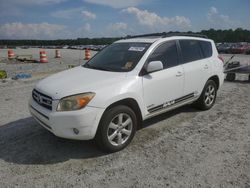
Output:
[
  {"xmin": 83, "ymin": 63, "xmax": 93, "ymax": 68},
  {"xmin": 83, "ymin": 63, "xmax": 113, "ymax": 71}
]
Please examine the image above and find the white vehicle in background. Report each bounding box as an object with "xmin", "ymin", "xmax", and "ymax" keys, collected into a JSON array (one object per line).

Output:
[{"xmin": 29, "ymin": 33, "xmax": 224, "ymax": 152}]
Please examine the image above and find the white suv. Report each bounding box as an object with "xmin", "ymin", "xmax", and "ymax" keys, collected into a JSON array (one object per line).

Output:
[{"xmin": 29, "ymin": 34, "xmax": 224, "ymax": 152}]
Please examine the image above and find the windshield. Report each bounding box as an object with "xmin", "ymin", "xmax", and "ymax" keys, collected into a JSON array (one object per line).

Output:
[{"xmin": 83, "ymin": 42, "xmax": 151, "ymax": 72}]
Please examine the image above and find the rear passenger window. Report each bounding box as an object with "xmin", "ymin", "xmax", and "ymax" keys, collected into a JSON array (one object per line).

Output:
[
  {"xmin": 200, "ymin": 41, "xmax": 212, "ymax": 58},
  {"xmin": 147, "ymin": 41, "xmax": 179, "ymax": 69},
  {"xmin": 179, "ymin": 40, "xmax": 203, "ymax": 63}
]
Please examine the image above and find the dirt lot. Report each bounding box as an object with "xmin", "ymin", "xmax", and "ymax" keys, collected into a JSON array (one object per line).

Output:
[
  {"xmin": 0, "ymin": 48, "xmax": 98, "ymax": 78},
  {"xmin": 0, "ymin": 50, "xmax": 250, "ymax": 187}
]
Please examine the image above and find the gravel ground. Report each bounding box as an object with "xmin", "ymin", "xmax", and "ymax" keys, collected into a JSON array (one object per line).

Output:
[{"xmin": 0, "ymin": 51, "xmax": 250, "ymax": 187}]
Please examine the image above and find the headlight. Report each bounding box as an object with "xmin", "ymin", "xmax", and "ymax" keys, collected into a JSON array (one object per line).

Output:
[{"xmin": 57, "ymin": 92, "xmax": 95, "ymax": 111}]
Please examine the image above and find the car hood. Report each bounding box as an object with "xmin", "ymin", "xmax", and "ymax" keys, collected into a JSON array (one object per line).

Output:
[{"xmin": 35, "ymin": 66, "xmax": 127, "ymax": 99}]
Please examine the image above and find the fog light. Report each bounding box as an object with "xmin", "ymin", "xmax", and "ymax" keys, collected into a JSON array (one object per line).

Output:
[{"xmin": 73, "ymin": 128, "xmax": 79, "ymax": 135}]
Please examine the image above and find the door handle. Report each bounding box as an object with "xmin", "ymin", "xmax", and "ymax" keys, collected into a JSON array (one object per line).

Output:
[
  {"xmin": 204, "ymin": 64, "xmax": 209, "ymax": 69},
  {"xmin": 176, "ymin": 71, "xmax": 183, "ymax": 77}
]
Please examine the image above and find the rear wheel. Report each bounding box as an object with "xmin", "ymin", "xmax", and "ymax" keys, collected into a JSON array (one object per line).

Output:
[
  {"xmin": 248, "ymin": 74, "xmax": 250, "ymax": 82},
  {"xmin": 226, "ymin": 73, "xmax": 236, "ymax": 81},
  {"xmin": 195, "ymin": 80, "xmax": 217, "ymax": 110},
  {"xmin": 95, "ymin": 105, "xmax": 137, "ymax": 152}
]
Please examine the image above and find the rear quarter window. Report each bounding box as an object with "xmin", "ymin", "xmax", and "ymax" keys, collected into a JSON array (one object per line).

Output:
[{"xmin": 199, "ymin": 41, "xmax": 213, "ymax": 58}]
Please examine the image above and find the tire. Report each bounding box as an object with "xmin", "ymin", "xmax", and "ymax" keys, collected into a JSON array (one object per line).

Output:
[
  {"xmin": 248, "ymin": 74, "xmax": 250, "ymax": 82},
  {"xmin": 194, "ymin": 80, "xmax": 217, "ymax": 110},
  {"xmin": 226, "ymin": 73, "xmax": 236, "ymax": 82},
  {"xmin": 95, "ymin": 105, "xmax": 137, "ymax": 152}
]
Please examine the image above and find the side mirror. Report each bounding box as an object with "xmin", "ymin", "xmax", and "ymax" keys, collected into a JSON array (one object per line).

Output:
[{"xmin": 146, "ymin": 61, "xmax": 163, "ymax": 74}]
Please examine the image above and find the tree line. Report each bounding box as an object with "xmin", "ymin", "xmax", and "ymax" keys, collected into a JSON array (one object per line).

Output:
[{"xmin": 0, "ymin": 28, "xmax": 250, "ymax": 46}]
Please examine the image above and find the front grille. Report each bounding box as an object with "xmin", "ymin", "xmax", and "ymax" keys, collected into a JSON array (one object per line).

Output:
[{"xmin": 32, "ymin": 89, "xmax": 52, "ymax": 110}]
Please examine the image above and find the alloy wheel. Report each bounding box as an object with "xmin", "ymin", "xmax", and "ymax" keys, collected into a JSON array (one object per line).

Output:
[
  {"xmin": 204, "ymin": 85, "xmax": 216, "ymax": 106},
  {"xmin": 107, "ymin": 113, "xmax": 133, "ymax": 146}
]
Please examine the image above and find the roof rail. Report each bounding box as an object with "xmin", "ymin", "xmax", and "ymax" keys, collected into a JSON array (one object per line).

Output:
[
  {"xmin": 126, "ymin": 32, "xmax": 208, "ymax": 39},
  {"xmin": 163, "ymin": 32, "xmax": 208, "ymax": 39},
  {"xmin": 126, "ymin": 33, "xmax": 166, "ymax": 39}
]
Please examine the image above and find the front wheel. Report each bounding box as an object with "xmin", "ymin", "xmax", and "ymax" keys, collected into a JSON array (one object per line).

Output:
[
  {"xmin": 195, "ymin": 80, "xmax": 217, "ymax": 110},
  {"xmin": 95, "ymin": 105, "xmax": 137, "ymax": 152}
]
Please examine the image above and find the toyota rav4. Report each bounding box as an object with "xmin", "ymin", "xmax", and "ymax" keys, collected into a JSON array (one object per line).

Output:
[{"xmin": 29, "ymin": 34, "xmax": 224, "ymax": 152}]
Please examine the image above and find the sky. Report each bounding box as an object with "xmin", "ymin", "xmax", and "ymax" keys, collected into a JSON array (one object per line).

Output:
[{"xmin": 0, "ymin": 0, "xmax": 249, "ymax": 39}]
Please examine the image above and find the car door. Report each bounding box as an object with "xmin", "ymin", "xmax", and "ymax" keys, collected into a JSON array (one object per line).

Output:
[
  {"xmin": 142, "ymin": 40, "xmax": 184, "ymax": 114},
  {"xmin": 178, "ymin": 40, "xmax": 211, "ymax": 96}
]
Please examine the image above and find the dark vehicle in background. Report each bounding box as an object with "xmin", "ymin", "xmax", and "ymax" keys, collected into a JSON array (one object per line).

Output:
[
  {"xmin": 217, "ymin": 43, "xmax": 233, "ymax": 54},
  {"xmin": 242, "ymin": 44, "xmax": 250, "ymax": 54},
  {"xmin": 246, "ymin": 46, "xmax": 250, "ymax": 54}
]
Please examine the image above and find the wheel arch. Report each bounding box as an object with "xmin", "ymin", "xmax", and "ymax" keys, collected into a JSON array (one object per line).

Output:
[
  {"xmin": 208, "ymin": 75, "xmax": 220, "ymax": 89},
  {"xmin": 102, "ymin": 98, "xmax": 143, "ymax": 128}
]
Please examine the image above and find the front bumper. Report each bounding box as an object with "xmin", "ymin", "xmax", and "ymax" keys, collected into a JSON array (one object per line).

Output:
[{"xmin": 29, "ymin": 98, "xmax": 105, "ymax": 140}]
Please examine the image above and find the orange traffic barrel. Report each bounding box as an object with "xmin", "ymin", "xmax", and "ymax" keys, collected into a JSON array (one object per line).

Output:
[
  {"xmin": 55, "ymin": 49, "xmax": 61, "ymax": 58},
  {"xmin": 8, "ymin": 49, "xmax": 15, "ymax": 59},
  {"xmin": 84, "ymin": 48, "xmax": 91, "ymax": 60},
  {"xmin": 40, "ymin": 50, "xmax": 48, "ymax": 63}
]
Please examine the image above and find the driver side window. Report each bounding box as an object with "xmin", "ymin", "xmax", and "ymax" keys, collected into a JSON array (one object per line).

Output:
[{"xmin": 147, "ymin": 40, "xmax": 179, "ymax": 69}]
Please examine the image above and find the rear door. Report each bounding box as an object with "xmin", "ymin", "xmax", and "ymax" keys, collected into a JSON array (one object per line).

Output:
[
  {"xmin": 178, "ymin": 40, "xmax": 211, "ymax": 96},
  {"xmin": 142, "ymin": 40, "xmax": 184, "ymax": 114}
]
